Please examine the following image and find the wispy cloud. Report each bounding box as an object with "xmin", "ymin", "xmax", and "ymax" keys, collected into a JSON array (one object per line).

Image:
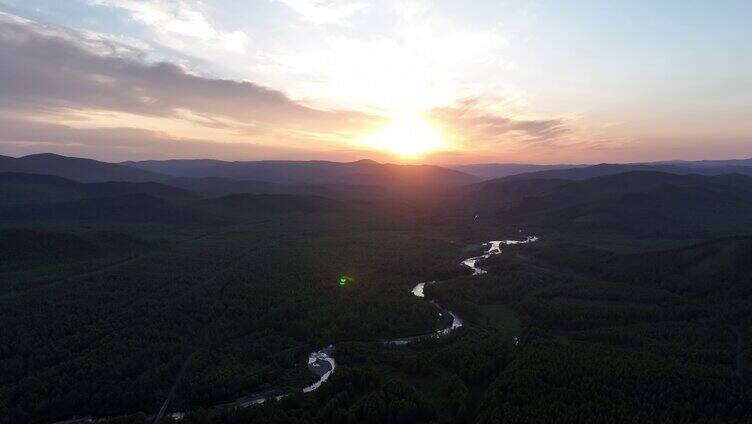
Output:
[
  {"xmin": 274, "ymin": 0, "xmax": 368, "ymax": 25},
  {"xmin": 430, "ymin": 99, "xmax": 570, "ymax": 148},
  {"xmin": 257, "ymin": 0, "xmax": 511, "ymax": 112},
  {"xmin": 0, "ymin": 13, "xmax": 382, "ymax": 158},
  {"xmin": 0, "ymin": 9, "xmax": 585, "ymax": 162},
  {"xmin": 87, "ymin": 0, "xmax": 248, "ymax": 53},
  {"xmin": 0, "ymin": 116, "xmax": 335, "ymax": 161}
]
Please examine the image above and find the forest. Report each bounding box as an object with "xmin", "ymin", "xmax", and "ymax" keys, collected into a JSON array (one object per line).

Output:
[{"xmin": 1, "ymin": 166, "xmax": 751, "ymax": 423}]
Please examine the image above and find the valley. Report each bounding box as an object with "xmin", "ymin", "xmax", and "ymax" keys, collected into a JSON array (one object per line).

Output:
[{"xmin": 0, "ymin": 154, "xmax": 751, "ymax": 423}]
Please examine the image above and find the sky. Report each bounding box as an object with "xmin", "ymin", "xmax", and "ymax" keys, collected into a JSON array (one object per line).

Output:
[{"xmin": 0, "ymin": 0, "xmax": 750, "ymax": 164}]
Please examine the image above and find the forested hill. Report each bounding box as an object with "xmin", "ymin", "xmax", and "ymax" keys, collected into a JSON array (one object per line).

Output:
[
  {"xmin": 527, "ymin": 236, "xmax": 752, "ymax": 297},
  {"xmin": 453, "ymin": 158, "xmax": 752, "ymax": 180},
  {"xmin": 0, "ymin": 153, "xmax": 166, "ymax": 182},
  {"xmin": 123, "ymin": 158, "xmax": 479, "ymax": 188},
  {"xmin": 500, "ymin": 161, "xmax": 752, "ymax": 181},
  {"xmin": 0, "ymin": 192, "xmax": 344, "ymax": 225},
  {"xmin": 0, "ymin": 171, "xmax": 350, "ymax": 225},
  {"xmin": 0, "ymin": 172, "xmax": 196, "ymax": 206},
  {"xmin": 474, "ymin": 171, "xmax": 752, "ymax": 239}
]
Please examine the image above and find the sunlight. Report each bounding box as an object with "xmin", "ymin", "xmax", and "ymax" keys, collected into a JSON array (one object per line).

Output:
[{"xmin": 359, "ymin": 114, "xmax": 448, "ymax": 159}]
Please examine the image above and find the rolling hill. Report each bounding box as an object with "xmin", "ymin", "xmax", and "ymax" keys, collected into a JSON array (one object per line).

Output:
[
  {"xmin": 123, "ymin": 158, "xmax": 479, "ymax": 188},
  {"xmin": 503, "ymin": 162, "xmax": 752, "ymax": 181},
  {"xmin": 453, "ymin": 163, "xmax": 586, "ymax": 179},
  {"xmin": 455, "ymin": 158, "xmax": 752, "ymax": 181},
  {"xmin": 476, "ymin": 171, "xmax": 752, "ymax": 239},
  {"xmin": 0, "ymin": 153, "xmax": 166, "ymax": 182},
  {"xmin": 0, "ymin": 172, "xmax": 196, "ymax": 206}
]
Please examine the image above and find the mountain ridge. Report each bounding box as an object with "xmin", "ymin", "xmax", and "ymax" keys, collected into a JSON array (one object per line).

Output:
[
  {"xmin": 0, "ymin": 172, "xmax": 196, "ymax": 206},
  {"xmin": 123, "ymin": 157, "xmax": 479, "ymax": 187},
  {"xmin": 0, "ymin": 153, "xmax": 167, "ymax": 182}
]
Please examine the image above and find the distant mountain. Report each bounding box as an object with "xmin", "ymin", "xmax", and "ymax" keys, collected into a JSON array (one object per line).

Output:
[
  {"xmin": 477, "ymin": 171, "xmax": 752, "ymax": 239},
  {"xmin": 452, "ymin": 163, "xmax": 586, "ymax": 180},
  {"xmin": 123, "ymin": 158, "xmax": 479, "ymax": 188},
  {"xmin": 653, "ymin": 158, "xmax": 752, "ymax": 168},
  {"xmin": 456, "ymin": 158, "xmax": 752, "ymax": 181},
  {"xmin": 483, "ymin": 171, "xmax": 752, "ymax": 210},
  {"xmin": 503, "ymin": 162, "xmax": 752, "ymax": 181},
  {"xmin": 0, "ymin": 172, "xmax": 196, "ymax": 206},
  {"xmin": 0, "ymin": 153, "xmax": 166, "ymax": 182}
]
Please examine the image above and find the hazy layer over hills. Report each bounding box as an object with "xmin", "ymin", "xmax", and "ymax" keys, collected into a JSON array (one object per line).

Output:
[
  {"xmin": 6, "ymin": 152, "xmax": 752, "ymax": 188},
  {"xmin": 0, "ymin": 153, "xmax": 165, "ymax": 182},
  {"xmin": 454, "ymin": 159, "xmax": 752, "ymax": 180},
  {"xmin": 123, "ymin": 158, "xmax": 479, "ymax": 187},
  {"xmin": 0, "ymin": 173, "xmax": 195, "ymax": 206},
  {"xmin": 496, "ymin": 161, "xmax": 752, "ymax": 181},
  {"xmin": 3, "ymin": 153, "xmax": 752, "ymax": 240},
  {"xmin": 452, "ymin": 163, "xmax": 587, "ymax": 179}
]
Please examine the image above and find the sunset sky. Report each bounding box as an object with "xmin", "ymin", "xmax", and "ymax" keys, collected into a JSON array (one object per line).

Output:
[{"xmin": 0, "ymin": 0, "xmax": 750, "ymax": 164}]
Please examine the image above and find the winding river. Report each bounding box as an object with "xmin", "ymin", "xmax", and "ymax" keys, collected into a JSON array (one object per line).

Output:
[
  {"xmin": 241, "ymin": 235, "xmax": 539, "ymax": 407},
  {"xmin": 52, "ymin": 236, "xmax": 537, "ymax": 423}
]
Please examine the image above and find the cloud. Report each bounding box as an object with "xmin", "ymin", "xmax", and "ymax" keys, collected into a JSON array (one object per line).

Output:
[
  {"xmin": 87, "ymin": 0, "xmax": 248, "ymax": 53},
  {"xmin": 0, "ymin": 116, "xmax": 339, "ymax": 161},
  {"xmin": 429, "ymin": 99, "xmax": 570, "ymax": 148},
  {"xmin": 0, "ymin": 11, "xmax": 574, "ymax": 161},
  {"xmin": 274, "ymin": 0, "xmax": 369, "ymax": 25},
  {"xmin": 0, "ymin": 12, "xmax": 381, "ymax": 157},
  {"xmin": 255, "ymin": 0, "xmax": 512, "ymax": 113}
]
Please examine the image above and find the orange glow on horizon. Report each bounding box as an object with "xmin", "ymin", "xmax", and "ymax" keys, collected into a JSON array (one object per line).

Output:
[{"xmin": 357, "ymin": 114, "xmax": 450, "ymax": 159}]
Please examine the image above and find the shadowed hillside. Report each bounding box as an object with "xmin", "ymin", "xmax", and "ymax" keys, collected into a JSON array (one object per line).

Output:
[
  {"xmin": 0, "ymin": 192, "xmax": 344, "ymax": 225},
  {"xmin": 455, "ymin": 158, "xmax": 752, "ymax": 180},
  {"xmin": 475, "ymin": 171, "xmax": 752, "ymax": 239},
  {"xmin": 124, "ymin": 158, "xmax": 479, "ymax": 188},
  {"xmin": 528, "ymin": 237, "xmax": 752, "ymax": 297},
  {"xmin": 0, "ymin": 173, "xmax": 196, "ymax": 206},
  {"xmin": 503, "ymin": 162, "xmax": 752, "ymax": 181},
  {"xmin": 0, "ymin": 228, "xmax": 150, "ymax": 265},
  {"xmin": 0, "ymin": 154, "xmax": 166, "ymax": 182}
]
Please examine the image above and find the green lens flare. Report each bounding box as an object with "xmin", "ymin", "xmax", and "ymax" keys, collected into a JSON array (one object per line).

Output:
[{"xmin": 338, "ymin": 276, "xmax": 350, "ymax": 286}]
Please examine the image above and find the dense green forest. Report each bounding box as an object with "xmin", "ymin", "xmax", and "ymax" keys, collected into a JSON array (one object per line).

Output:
[
  {"xmin": 2, "ymin": 167, "xmax": 751, "ymax": 423},
  {"xmin": 0, "ymin": 209, "xmax": 480, "ymax": 423}
]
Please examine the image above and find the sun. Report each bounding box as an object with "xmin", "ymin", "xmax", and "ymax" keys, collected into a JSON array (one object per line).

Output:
[{"xmin": 359, "ymin": 115, "xmax": 448, "ymax": 159}]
